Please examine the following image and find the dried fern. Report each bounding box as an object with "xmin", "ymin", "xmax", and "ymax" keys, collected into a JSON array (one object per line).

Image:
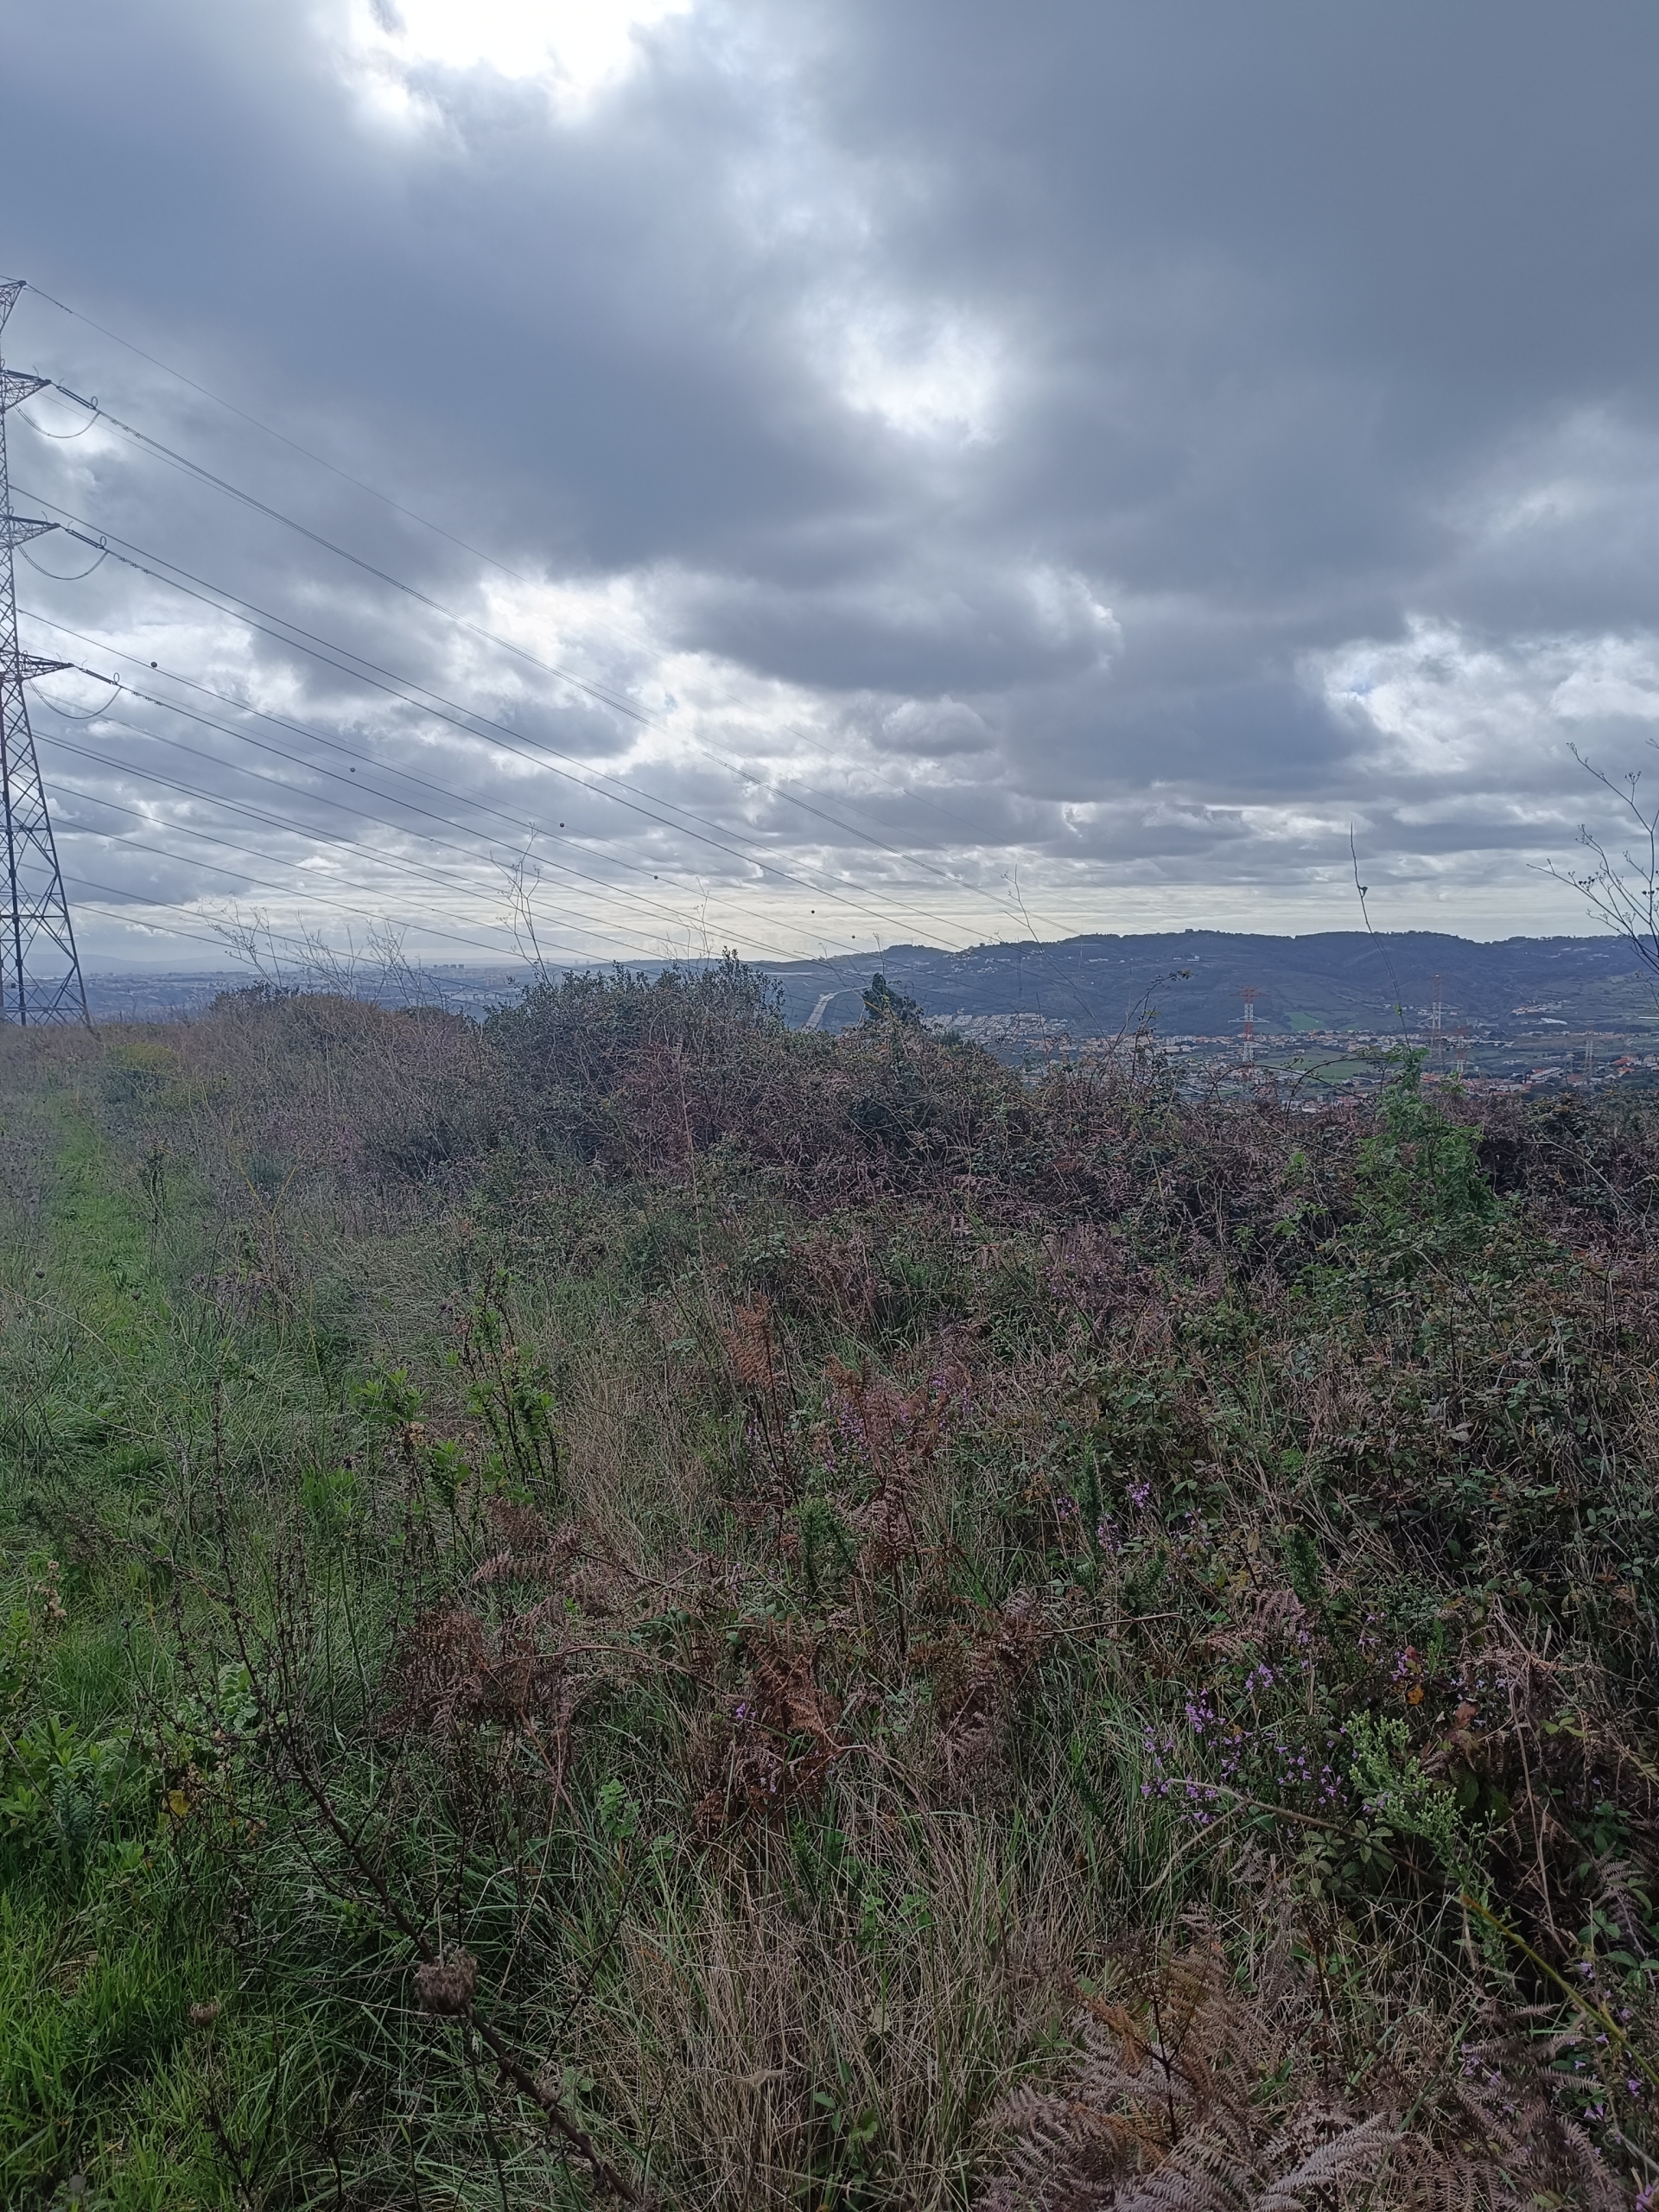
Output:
[{"xmin": 977, "ymin": 1944, "xmax": 1629, "ymax": 2211}]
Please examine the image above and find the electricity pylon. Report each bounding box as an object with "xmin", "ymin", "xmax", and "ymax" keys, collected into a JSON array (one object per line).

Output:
[
  {"xmin": 1240, "ymin": 984, "xmax": 1258, "ymax": 1068},
  {"xmin": 0, "ymin": 281, "xmax": 88, "ymax": 1026}
]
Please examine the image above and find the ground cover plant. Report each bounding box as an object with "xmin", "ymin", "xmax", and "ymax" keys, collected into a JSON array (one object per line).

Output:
[{"xmin": 3, "ymin": 961, "xmax": 1659, "ymax": 2209}]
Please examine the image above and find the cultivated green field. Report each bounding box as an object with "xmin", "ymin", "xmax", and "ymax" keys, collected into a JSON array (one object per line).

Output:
[{"xmin": 2, "ymin": 968, "xmax": 1656, "ymax": 2208}]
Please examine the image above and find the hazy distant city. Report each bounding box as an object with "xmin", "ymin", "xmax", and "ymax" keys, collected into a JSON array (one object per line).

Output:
[{"xmin": 80, "ymin": 925, "xmax": 1659, "ymax": 1098}]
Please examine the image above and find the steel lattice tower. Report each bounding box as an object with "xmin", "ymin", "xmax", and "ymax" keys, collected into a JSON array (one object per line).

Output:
[{"xmin": 0, "ymin": 281, "xmax": 88, "ymax": 1026}]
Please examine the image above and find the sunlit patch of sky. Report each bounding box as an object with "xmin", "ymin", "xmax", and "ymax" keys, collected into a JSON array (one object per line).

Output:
[{"xmin": 343, "ymin": 0, "xmax": 695, "ymax": 113}]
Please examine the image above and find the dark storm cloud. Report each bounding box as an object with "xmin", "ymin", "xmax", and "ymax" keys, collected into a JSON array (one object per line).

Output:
[{"xmin": 3, "ymin": 0, "xmax": 1657, "ymax": 963}]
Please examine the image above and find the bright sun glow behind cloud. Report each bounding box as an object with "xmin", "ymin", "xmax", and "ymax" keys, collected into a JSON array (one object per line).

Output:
[
  {"xmin": 836, "ymin": 309, "xmax": 1005, "ymax": 445},
  {"xmin": 349, "ymin": 0, "xmax": 692, "ymax": 105}
]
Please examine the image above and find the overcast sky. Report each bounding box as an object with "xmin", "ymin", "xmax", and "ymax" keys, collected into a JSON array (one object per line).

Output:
[{"xmin": 3, "ymin": 0, "xmax": 1658, "ymax": 972}]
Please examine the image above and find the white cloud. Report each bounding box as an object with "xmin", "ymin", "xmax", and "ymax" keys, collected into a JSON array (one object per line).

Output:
[
  {"xmin": 1312, "ymin": 617, "xmax": 1659, "ymax": 783},
  {"xmin": 874, "ymin": 697, "xmax": 994, "ymax": 757},
  {"xmin": 341, "ymin": 0, "xmax": 693, "ymax": 116},
  {"xmin": 830, "ymin": 303, "xmax": 1006, "ymax": 445}
]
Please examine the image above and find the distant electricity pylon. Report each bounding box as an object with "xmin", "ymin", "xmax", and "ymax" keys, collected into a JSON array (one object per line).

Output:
[
  {"xmin": 0, "ymin": 281, "xmax": 88, "ymax": 1027},
  {"xmin": 1240, "ymin": 985, "xmax": 1258, "ymax": 1069}
]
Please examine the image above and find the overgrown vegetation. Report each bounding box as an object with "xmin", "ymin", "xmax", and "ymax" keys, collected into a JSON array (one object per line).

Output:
[{"xmin": 3, "ymin": 963, "xmax": 1658, "ymax": 2208}]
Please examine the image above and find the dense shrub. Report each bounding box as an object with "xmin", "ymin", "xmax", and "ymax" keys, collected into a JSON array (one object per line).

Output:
[
  {"xmin": 3, "ymin": 977, "xmax": 1658, "ymax": 2208},
  {"xmin": 485, "ymin": 956, "xmax": 1015, "ymax": 1195}
]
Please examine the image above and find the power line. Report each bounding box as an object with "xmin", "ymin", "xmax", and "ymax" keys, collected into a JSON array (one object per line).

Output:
[
  {"xmin": 54, "ymin": 786, "xmax": 559, "ymax": 965},
  {"xmin": 47, "ymin": 702, "xmax": 711, "ymax": 960},
  {"xmin": 69, "ymin": 877, "xmax": 522, "ymax": 988},
  {"xmin": 16, "ymin": 286, "xmax": 1109, "ymax": 1005},
  {"xmin": 26, "ymin": 283, "xmax": 533, "ymax": 583},
  {"xmin": 40, "ymin": 724, "xmax": 627, "ymax": 964},
  {"xmin": 22, "ymin": 611, "xmax": 865, "ymax": 959},
  {"xmin": 22, "ymin": 285, "xmax": 1056, "ymax": 938},
  {"xmin": 24, "ymin": 470, "xmax": 981, "ymax": 944},
  {"xmin": 76, "ymin": 894, "xmax": 261, "ymax": 954},
  {"xmin": 18, "ymin": 481, "xmax": 976, "ymax": 952},
  {"xmin": 24, "ymin": 633, "xmax": 883, "ymax": 987},
  {"xmin": 10, "ymin": 292, "xmax": 916, "ymax": 985},
  {"xmin": 50, "ymin": 389, "xmax": 675, "ymax": 734},
  {"xmin": 38, "ymin": 696, "xmax": 875, "ymax": 984},
  {"xmin": 67, "ymin": 387, "xmax": 1040, "ymax": 928},
  {"xmin": 65, "ymin": 388, "xmax": 1049, "ymax": 931}
]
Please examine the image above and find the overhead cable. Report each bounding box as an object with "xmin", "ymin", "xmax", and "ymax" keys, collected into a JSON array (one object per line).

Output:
[
  {"xmin": 48, "ymin": 699, "xmax": 710, "ymax": 959},
  {"xmin": 23, "ymin": 613, "xmax": 852, "ymax": 958},
  {"xmin": 41, "ymin": 724, "xmax": 624, "ymax": 963},
  {"xmin": 42, "ymin": 712, "xmax": 874, "ymax": 982},
  {"xmin": 16, "ymin": 481, "xmax": 964, "ymax": 949},
  {"xmin": 24, "ymin": 306, "xmax": 1052, "ymax": 936},
  {"xmin": 54, "ymin": 790, "xmax": 557, "ymax": 965}
]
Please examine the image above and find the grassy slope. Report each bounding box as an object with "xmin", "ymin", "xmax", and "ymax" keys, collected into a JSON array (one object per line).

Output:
[
  {"xmin": 1, "ymin": 1072, "xmax": 231, "ymax": 2204},
  {"xmin": 2, "ymin": 988, "xmax": 1657, "ymax": 2209}
]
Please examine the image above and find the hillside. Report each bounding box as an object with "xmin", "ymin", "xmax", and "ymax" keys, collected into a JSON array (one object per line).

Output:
[
  {"xmin": 2, "ymin": 968, "xmax": 1656, "ymax": 2207},
  {"xmin": 760, "ymin": 930, "xmax": 1659, "ymax": 1039},
  {"xmin": 82, "ymin": 928, "xmax": 1659, "ymax": 1045}
]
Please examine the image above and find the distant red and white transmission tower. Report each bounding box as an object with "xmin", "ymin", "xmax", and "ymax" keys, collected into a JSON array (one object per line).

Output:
[
  {"xmin": 0, "ymin": 280, "xmax": 89, "ymax": 1026},
  {"xmin": 1240, "ymin": 986, "xmax": 1258, "ymax": 1069}
]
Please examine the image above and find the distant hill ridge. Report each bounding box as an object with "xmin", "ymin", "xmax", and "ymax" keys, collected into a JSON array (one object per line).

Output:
[
  {"xmin": 81, "ymin": 929, "xmax": 1658, "ymax": 1039},
  {"xmin": 753, "ymin": 930, "xmax": 1658, "ymax": 1038}
]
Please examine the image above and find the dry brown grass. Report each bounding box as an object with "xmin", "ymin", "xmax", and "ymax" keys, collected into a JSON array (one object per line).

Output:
[
  {"xmin": 596, "ymin": 1810, "xmax": 1084, "ymax": 2211},
  {"xmin": 554, "ymin": 1302, "xmax": 715, "ymax": 1561}
]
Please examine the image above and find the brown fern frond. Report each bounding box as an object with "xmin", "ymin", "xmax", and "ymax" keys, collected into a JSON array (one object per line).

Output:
[
  {"xmin": 1590, "ymin": 1850, "xmax": 1657, "ymax": 1961},
  {"xmin": 935, "ymin": 1588, "xmax": 1046, "ymax": 1791},
  {"xmin": 472, "ymin": 1498, "xmax": 583, "ymax": 1587},
  {"xmin": 379, "ymin": 1605, "xmax": 493, "ymax": 1738},
  {"xmin": 702, "ymin": 1618, "xmax": 849, "ymax": 1827},
  {"xmin": 1080, "ymin": 1995, "xmax": 1156, "ymax": 2073},
  {"xmin": 1205, "ymin": 1586, "xmax": 1309, "ymax": 1662},
  {"xmin": 976, "ymin": 1948, "xmax": 1628, "ymax": 2212},
  {"xmin": 380, "ymin": 1600, "xmax": 578, "ymax": 1746},
  {"xmin": 1106, "ymin": 2105, "xmax": 1256, "ymax": 2211},
  {"xmin": 725, "ymin": 1300, "xmax": 783, "ymax": 1393},
  {"xmin": 1241, "ymin": 1586, "xmax": 1309, "ymax": 1647},
  {"xmin": 1434, "ymin": 2024, "xmax": 1627, "ymax": 2210},
  {"xmin": 1250, "ymin": 2113, "xmax": 1397, "ymax": 2209}
]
